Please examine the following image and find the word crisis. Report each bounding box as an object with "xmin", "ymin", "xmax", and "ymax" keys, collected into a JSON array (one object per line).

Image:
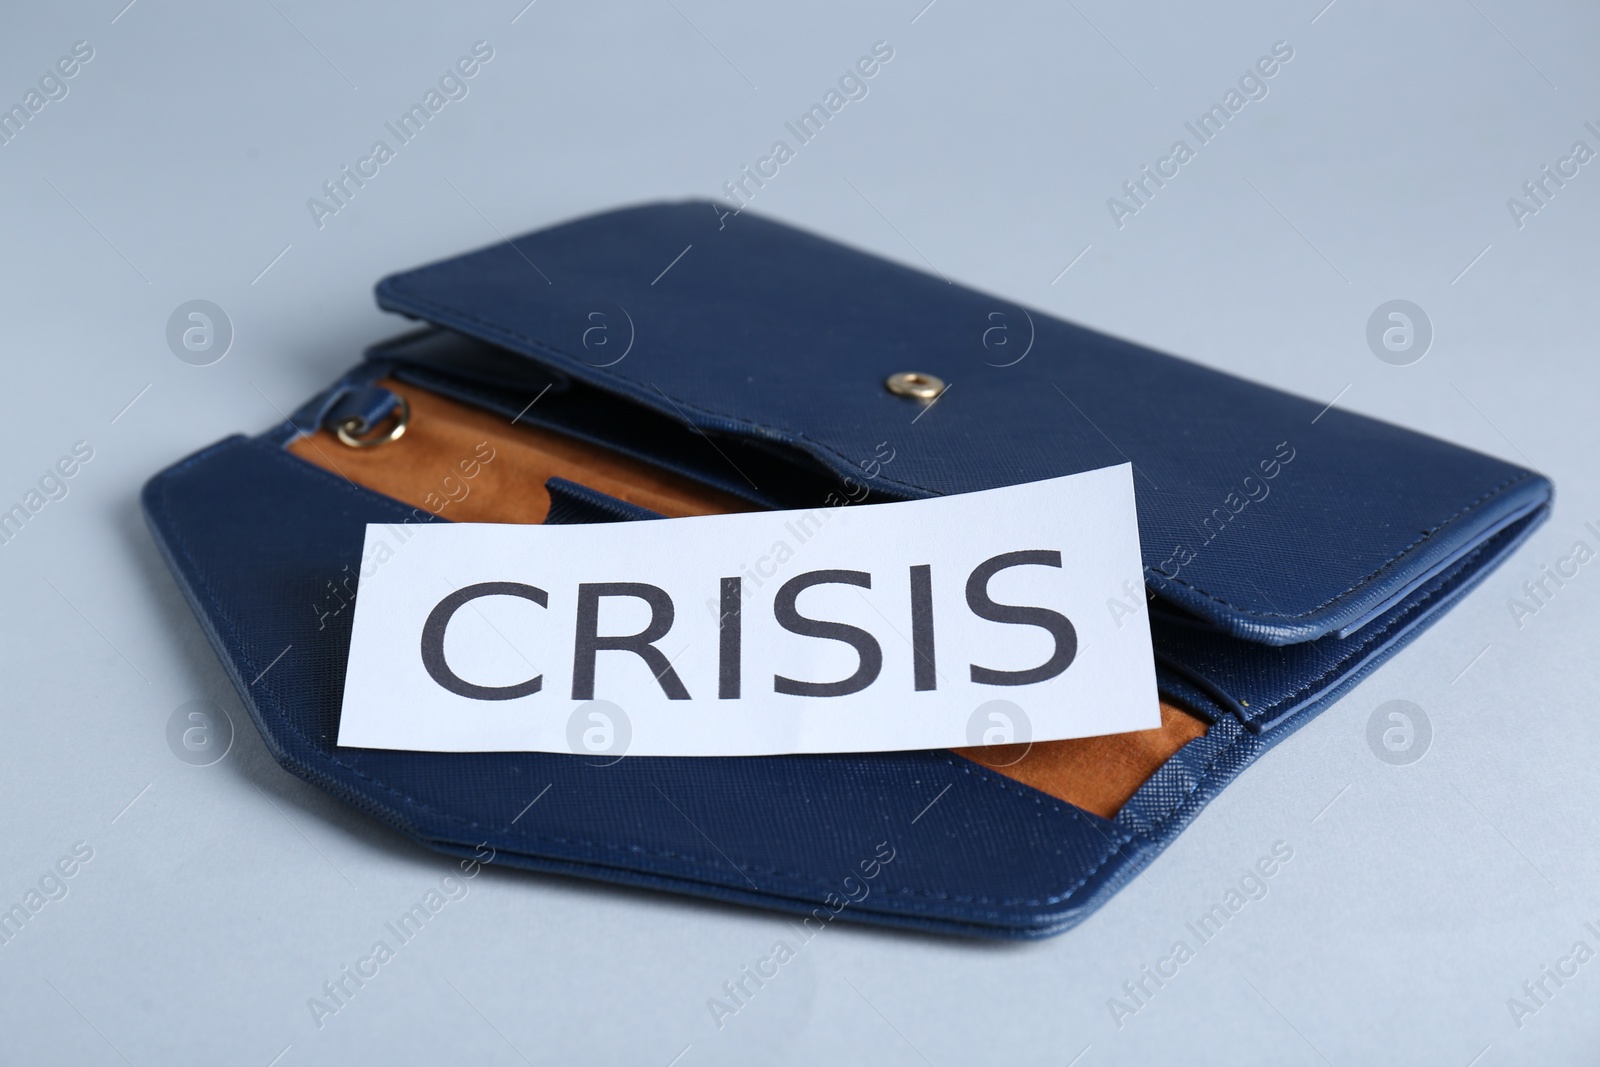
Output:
[{"xmin": 419, "ymin": 551, "xmax": 1077, "ymax": 702}]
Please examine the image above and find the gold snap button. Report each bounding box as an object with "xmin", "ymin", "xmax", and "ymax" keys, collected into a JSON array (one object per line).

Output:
[{"xmin": 885, "ymin": 371, "xmax": 945, "ymax": 400}]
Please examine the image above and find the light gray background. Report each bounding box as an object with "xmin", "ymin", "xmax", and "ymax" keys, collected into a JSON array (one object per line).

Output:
[{"xmin": 2, "ymin": 0, "xmax": 1597, "ymax": 1063}]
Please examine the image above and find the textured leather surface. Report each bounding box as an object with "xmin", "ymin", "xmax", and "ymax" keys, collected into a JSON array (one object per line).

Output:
[
  {"xmin": 375, "ymin": 202, "xmax": 1551, "ymax": 645},
  {"xmin": 139, "ymin": 202, "xmax": 1553, "ymax": 937}
]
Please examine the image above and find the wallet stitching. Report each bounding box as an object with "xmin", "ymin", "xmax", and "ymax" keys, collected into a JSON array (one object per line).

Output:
[
  {"xmin": 383, "ymin": 277, "xmax": 1539, "ymax": 626},
  {"xmin": 928, "ymin": 757, "xmax": 1131, "ymax": 904},
  {"xmin": 1242, "ymin": 531, "xmax": 1498, "ymax": 723},
  {"xmin": 1109, "ymin": 727, "xmax": 1250, "ymax": 869},
  {"xmin": 153, "ymin": 441, "xmax": 1098, "ymax": 905},
  {"xmin": 1153, "ymin": 470, "xmax": 1534, "ymax": 620}
]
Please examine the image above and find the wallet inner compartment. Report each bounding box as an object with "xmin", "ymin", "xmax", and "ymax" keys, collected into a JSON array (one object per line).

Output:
[{"xmin": 287, "ymin": 376, "xmax": 1207, "ymax": 819}]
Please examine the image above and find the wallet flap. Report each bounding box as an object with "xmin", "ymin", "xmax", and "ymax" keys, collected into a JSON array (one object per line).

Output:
[{"xmin": 373, "ymin": 202, "xmax": 1550, "ymax": 646}]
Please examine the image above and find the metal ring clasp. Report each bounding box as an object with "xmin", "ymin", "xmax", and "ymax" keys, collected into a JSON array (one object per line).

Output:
[{"xmin": 335, "ymin": 395, "xmax": 411, "ymax": 448}]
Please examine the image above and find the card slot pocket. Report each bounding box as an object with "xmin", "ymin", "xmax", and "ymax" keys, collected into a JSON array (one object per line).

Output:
[
  {"xmin": 381, "ymin": 344, "xmax": 869, "ymax": 513},
  {"xmin": 286, "ymin": 376, "xmax": 753, "ymax": 523}
]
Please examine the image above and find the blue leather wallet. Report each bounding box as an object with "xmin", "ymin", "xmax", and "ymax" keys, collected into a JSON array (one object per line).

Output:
[{"xmin": 142, "ymin": 202, "xmax": 1550, "ymax": 938}]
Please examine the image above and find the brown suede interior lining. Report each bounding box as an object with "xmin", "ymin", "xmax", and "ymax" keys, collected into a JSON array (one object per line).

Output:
[{"xmin": 289, "ymin": 377, "xmax": 1207, "ymax": 818}]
